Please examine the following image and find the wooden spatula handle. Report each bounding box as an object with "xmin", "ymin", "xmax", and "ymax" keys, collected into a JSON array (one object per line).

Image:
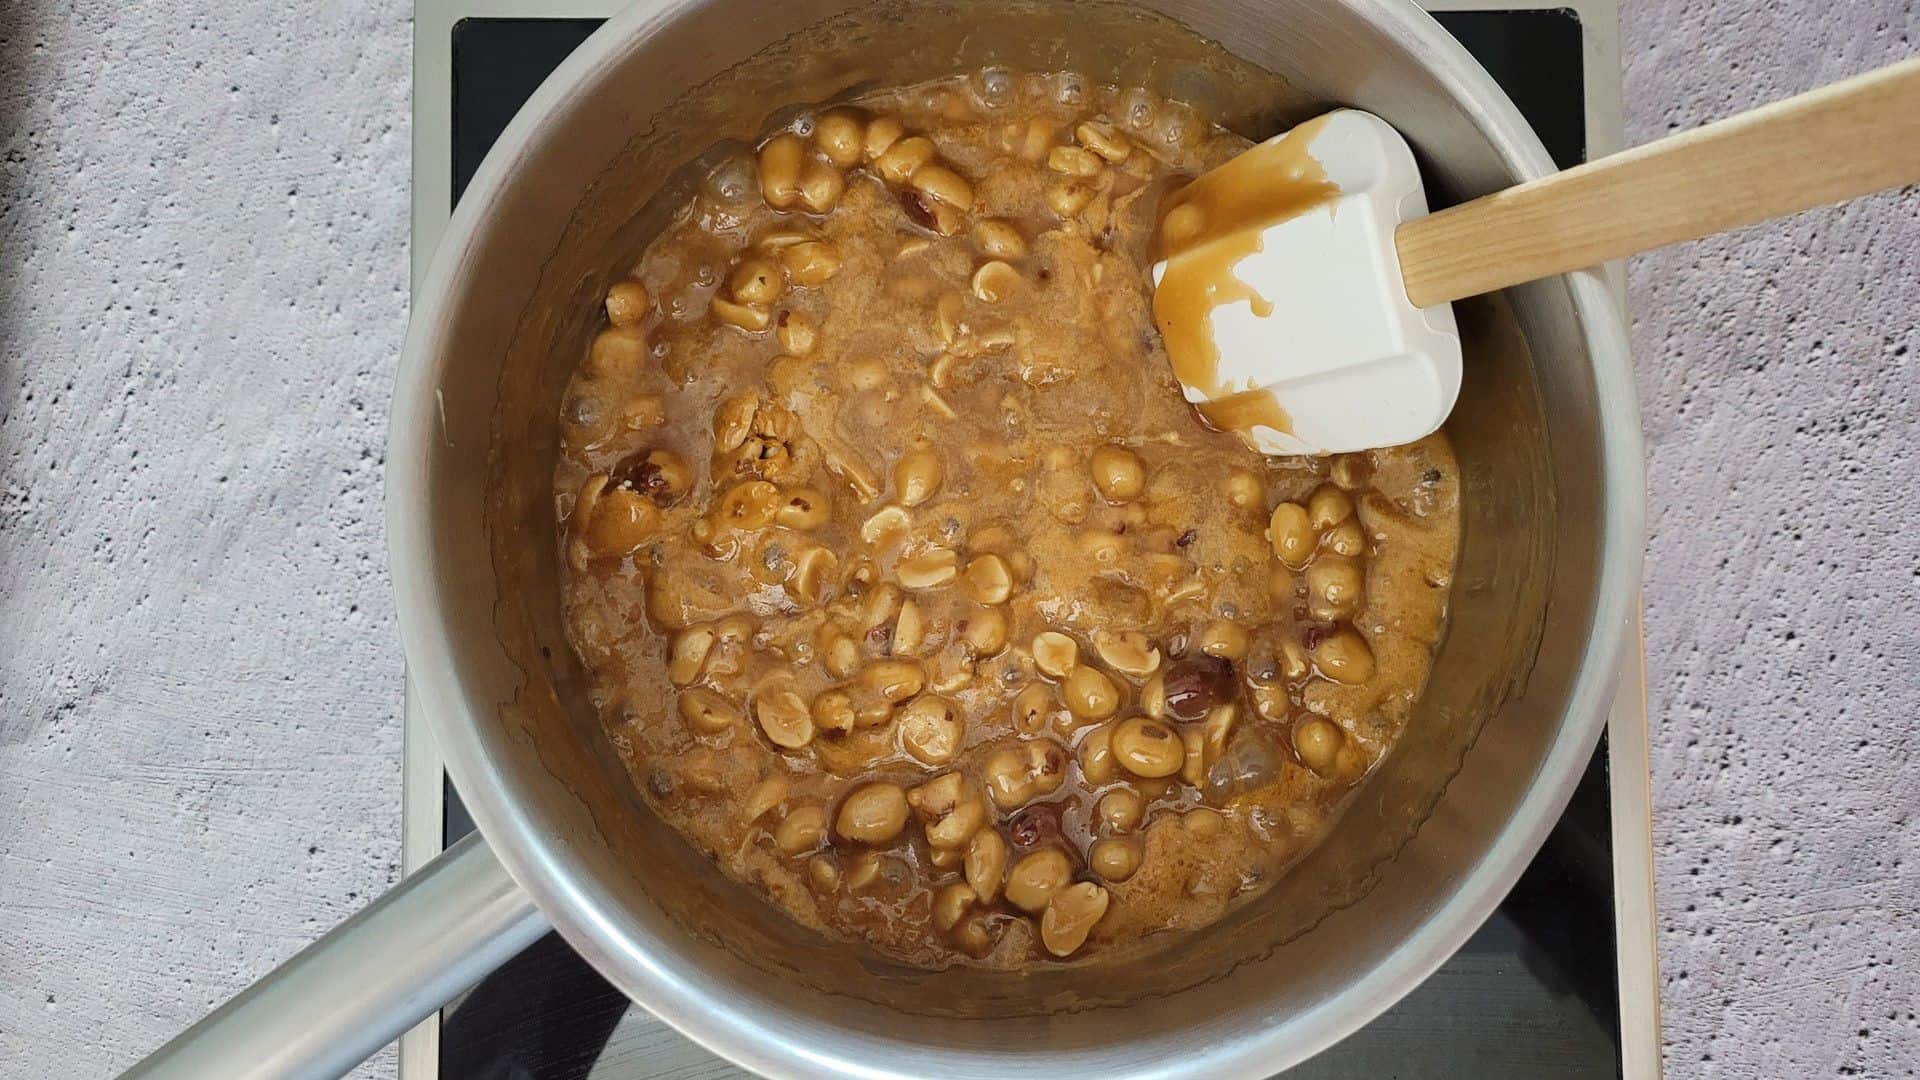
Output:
[{"xmin": 1397, "ymin": 56, "xmax": 1920, "ymax": 309}]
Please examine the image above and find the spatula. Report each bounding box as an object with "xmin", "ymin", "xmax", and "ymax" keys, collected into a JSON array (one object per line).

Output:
[{"xmin": 1152, "ymin": 56, "xmax": 1920, "ymax": 456}]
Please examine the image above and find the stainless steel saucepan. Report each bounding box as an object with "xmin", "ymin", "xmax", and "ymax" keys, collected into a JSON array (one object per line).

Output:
[{"xmin": 129, "ymin": 1, "xmax": 1643, "ymax": 1076}]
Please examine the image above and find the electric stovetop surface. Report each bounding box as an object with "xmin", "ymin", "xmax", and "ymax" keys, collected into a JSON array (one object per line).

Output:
[{"xmin": 403, "ymin": 5, "xmax": 1658, "ymax": 1076}]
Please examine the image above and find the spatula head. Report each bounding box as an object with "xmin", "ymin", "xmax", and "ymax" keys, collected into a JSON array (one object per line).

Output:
[{"xmin": 1151, "ymin": 109, "xmax": 1461, "ymax": 456}]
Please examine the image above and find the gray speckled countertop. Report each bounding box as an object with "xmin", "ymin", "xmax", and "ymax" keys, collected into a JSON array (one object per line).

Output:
[{"xmin": 2, "ymin": 2, "xmax": 1917, "ymax": 1076}]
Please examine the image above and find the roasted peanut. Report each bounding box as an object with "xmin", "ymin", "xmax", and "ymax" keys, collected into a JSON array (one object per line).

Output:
[
  {"xmin": 604, "ymin": 279, "xmax": 650, "ymax": 326},
  {"xmin": 1202, "ymin": 703, "xmax": 1237, "ymax": 763},
  {"xmin": 579, "ymin": 483, "xmax": 661, "ymax": 557},
  {"xmin": 1330, "ymin": 452, "xmax": 1372, "ymax": 491},
  {"xmin": 1182, "ymin": 806, "xmax": 1225, "ymax": 838},
  {"xmin": 1047, "ymin": 144, "xmax": 1103, "ymax": 177},
  {"xmin": 1031, "ymin": 631, "xmax": 1079, "ymax": 679},
  {"xmin": 1089, "ymin": 445, "xmax": 1145, "ymax": 501},
  {"xmin": 774, "ymin": 803, "xmax": 826, "ymax": 854},
  {"xmin": 844, "ymin": 850, "xmax": 882, "ymax": 889},
  {"xmin": 1279, "ymin": 637, "xmax": 1311, "ymax": 682},
  {"xmin": 1005, "ymin": 848, "xmax": 1072, "ymax": 913},
  {"xmin": 586, "ymin": 326, "xmax": 648, "ymax": 378},
  {"xmin": 861, "ymin": 658, "xmax": 926, "ymax": 703},
  {"xmin": 982, "ymin": 739, "xmax": 1067, "ymax": 810},
  {"xmin": 785, "ymin": 546, "xmax": 838, "ymax": 605},
  {"xmin": 712, "ymin": 394, "xmax": 759, "ymax": 452},
  {"xmin": 1312, "ymin": 628, "xmax": 1376, "ymax": 684},
  {"xmin": 817, "ymin": 627, "xmax": 861, "ymax": 680},
  {"xmin": 1161, "ymin": 655, "xmax": 1235, "ymax": 722},
  {"xmin": 960, "ymin": 605, "xmax": 1009, "ymax": 657},
  {"xmin": 677, "ymin": 688, "xmax": 739, "ymax": 734},
  {"xmin": 775, "ymin": 486, "xmax": 831, "ymax": 530},
  {"xmin": 1181, "ymin": 725, "xmax": 1207, "ymax": 786},
  {"xmin": 933, "ymin": 882, "xmax": 978, "ymax": 932},
  {"xmin": 1017, "ymin": 117, "xmax": 1054, "ymax": 161},
  {"xmin": 1139, "ymin": 669, "xmax": 1167, "ymax": 718},
  {"xmin": 716, "ymin": 479, "xmax": 781, "ymax": 530},
  {"xmin": 1328, "ymin": 449, "xmax": 1374, "ymax": 491},
  {"xmin": 780, "ymin": 241, "xmax": 841, "ymax": 286},
  {"xmin": 743, "ymin": 774, "xmax": 789, "ymax": 824},
  {"xmin": 897, "ymin": 547, "xmax": 959, "ymax": 589},
  {"xmin": 875, "ymin": 135, "xmax": 936, "ymax": 184},
  {"xmin": 970, "ymin": 260, "xmax": 1020, "ymax": 303},
  {"xmin": 1268, "ymin": 502, "xmax": 1315, "ymax": 569},
  {"xmin": 836, "ymin": 782, "xmax": 909, "ymax": 844},
  {"xmin": 908, "ymin": 772, "xmax": 988, "ymax": 848},
  {"xmin": 1046, "ymin": 180, "xmax": 1095, "ymax": 217},
  {"xmin": 899, "ymin": 695, "xmax": 964, "ymax": 765},
  {"xmin": 667, "ymin": 626, "xmax": 716, "ymax": 687},
  {"xmin": 622, "ymin": 449, "xmax": 690, "ymax": 503},
  {"xmin": 964, "ymin": 828, "xmax": 1008, "ymax": 903},
  {"xmin": 1160, "ymin": 203, "xmax": 1205, "ymax": 246},
  {"xmin": 1110, "ymin": 716, "xmax": 1184, "ymax": 778},
  {"xmin": 928, "ymin": 842, "xmax": 963, "ymax": 872},
  {"xmin": 813, "ymin": 108, "xmax": 866, "ymax": 167},
  {"xmin": 952, "ymin": 915, "xmax": 994, "ymax": 957},
  {"xmin": 1307, "ymin": 484, "xmax": 1354, "ymax": 530},
  {"xmin": 729, "ymin": 257, "xmax": 785, "ymax": 305},
  {"xmin": 1089, "ymin": 838, "xmax": 1141, "ymax": 882},
  {"xmin": 774, "ymin": 309, "xmax": 817, "ymax": 355},
  {"xmin": 1040, "ymin": 882, "xmax": 1110, "ymax": 957},
  {"xmin": 892, "ymin": 598, "xmax": 927, "ymax": 656},
  {"xmin": 1012, "ymin": 682, "xmax": 1053, "ymax": 732},
  {"xmin": 857, "ymin": 583, "xmax": 903, "ymax": 635},
  {"xmin": 911, "ymin": 163, "xmax": 974, "ymax": 210},
  {"xmin": 1096, "ymin": 788, "xmax": 1143, "ymax": 833},
  {"xmin": 863, "ymin": 115, "xmax": 904, "ymax": 159},
  {"xmin": 1196, "ymin": 619, "xmax": 1250, "ymax": 662},
  {"xmin": 754, "ymin": 227, "xmax": 815, "ymax": 250},
  {"xmin": 1092, "ymin": 629, "xmax": 1160, "ymax": 677},
  {"xmin": 1325, "ymin": 519, "xmax": 1368, "ymax": 558},
  {"xmin": 755, "ymin": 685, "xmax": 815, "ymax": 748},
  {"xmin": 1294, "ymin": 717, "xmax": 1344, "ymax": 774},
  {"xmin": 963, "ymin": 554, "xmax": 1013, "ymax": 604},
  {"xmin": 1074, "ymin": 121, "xmax": 1131, "ymax": 163},
  {"xmin": 893, "ymin": 449, "xmax": 944, "ymax": 506},
  {"xmin": 807, "ymin": 854, "xmax": 840, "ymax": 892},
  {"xmin": 1062, "ymin": 665, "xmax": 1120, "ymax": 721},
  {"xmin": 972, "ymin": 218, "xmax": 1026, "ymax": 259},
  {"xmin": 860, "ymin": 505, "xmax": 912, "ymax": 546},
  {"xmin": 932, "ymin": 290, "xmax": 967, "ymax": 346},
  {"xmin": 1221, "ymin": 469, "xmax": 1264, "ymax": 512},
  {"xmin": 1307, "ymin": 556, "xmax": 1366, "ymax": 621},
  {"xmin": 710, "ymin": 295, "xmax": 772, "ymax": 332},
  {"xmin": 796, "ymin": 160, "xmax": 845, "ymax": 214},
  {"xmin": 1077, "ymin": 723, "xmax": 1117, "ymax": 784},
  {"xmin": 811, "ymin": 690, "xmax": 856, "ymax": 735},
  {"xmin": 756, "ymin": 133, "xmax": 806, "ymax": 208}
]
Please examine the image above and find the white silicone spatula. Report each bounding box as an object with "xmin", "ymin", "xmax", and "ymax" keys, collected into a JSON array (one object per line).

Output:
[{"xmin": 1153, "ymin": 56, "xmax": 1920, "ymax": 456}]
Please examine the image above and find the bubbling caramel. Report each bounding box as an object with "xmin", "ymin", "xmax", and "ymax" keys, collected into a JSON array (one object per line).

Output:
[{"xmin": 554, "ymin": 77, "xmax": 1458, "ymax": 970}]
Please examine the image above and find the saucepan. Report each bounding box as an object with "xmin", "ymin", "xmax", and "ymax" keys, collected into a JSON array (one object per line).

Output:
[{"xmin": 129, "ymin": 0, "xmax": 1642, "ymax": 1076}]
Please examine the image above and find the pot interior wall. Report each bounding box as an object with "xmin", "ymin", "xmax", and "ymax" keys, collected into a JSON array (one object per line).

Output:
[{"xmin": 428, "ymin": 0, "xmax": 1604, "ymax": 1066}]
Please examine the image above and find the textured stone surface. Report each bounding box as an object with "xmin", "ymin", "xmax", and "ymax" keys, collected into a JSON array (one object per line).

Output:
[
  {"xmin": 1626, "ymin": 3, "xmax": 1920, "ymax": 1077},
  {"xmin": 1, "ymin": 1, "xmax": 1917, "ymax": 1077},
  {"xmin": 0, "ymin": 1, "xmax": 410, "ymax": 1075}
]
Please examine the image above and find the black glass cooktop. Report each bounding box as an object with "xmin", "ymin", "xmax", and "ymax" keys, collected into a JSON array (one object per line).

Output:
[{"xmin": 436, "ymin": 10, "xmax": 1618, "ymax": 1077}]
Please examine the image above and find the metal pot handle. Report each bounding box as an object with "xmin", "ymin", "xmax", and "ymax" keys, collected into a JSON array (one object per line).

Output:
[{"xmin": 123, "ymin": 831, "xmax": 547, "ymax": 1080}]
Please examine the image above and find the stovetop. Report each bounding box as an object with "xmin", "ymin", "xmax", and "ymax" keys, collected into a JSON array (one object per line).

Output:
[{"xmin": 403, "ymin": 5, "xmax": 1658, "ymax": 1076}]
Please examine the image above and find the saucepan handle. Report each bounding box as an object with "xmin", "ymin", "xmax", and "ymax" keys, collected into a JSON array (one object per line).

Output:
[{"xmin": 122, "ymin": 831, "xmax": 547, "ymax": 1080}]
